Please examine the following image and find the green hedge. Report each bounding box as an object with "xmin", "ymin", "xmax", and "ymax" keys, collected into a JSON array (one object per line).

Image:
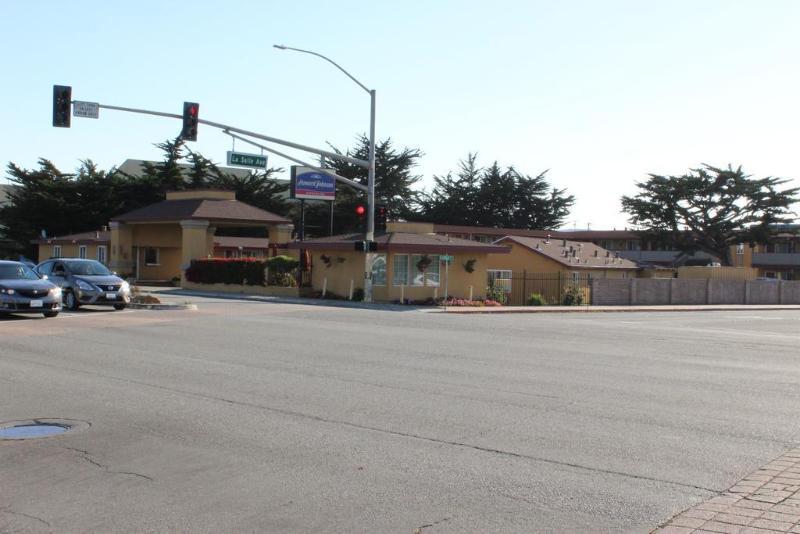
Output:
[
  {"xmin": 185, "ymin": 256, "xmax": 300, "ymax": 287},
  {"xmin": 185, "ymin": 259, "xmax": 268, "ymax": 286}
]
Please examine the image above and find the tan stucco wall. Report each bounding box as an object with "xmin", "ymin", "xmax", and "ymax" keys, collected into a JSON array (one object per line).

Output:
[
  {"xmin": 110, "ymin": 223, "xmax": 134, "ymax": 274},
  {"xmin": 310, "ymin": 250, "xmax": 491, "ymax": 302},
  {"xmin": 134, "ymin": 246, "xmax": 182, "ymax": 280},
  {"xmin": 485, "ymin": 242, "xmax": 634, "ymax": 278},
  {"xmin": 677, "ymin": 266, "xmax": 757, "ymax": 280}
]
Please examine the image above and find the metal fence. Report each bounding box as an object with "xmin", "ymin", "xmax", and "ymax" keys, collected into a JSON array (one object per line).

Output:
[{"xmin": 488, "ymin": 271, "xmax": 592, "ymax": 306}]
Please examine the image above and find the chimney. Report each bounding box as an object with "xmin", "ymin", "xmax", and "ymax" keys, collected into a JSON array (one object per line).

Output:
[
  {"xmin": 593, "ymin": 250, "xmax": 598, "ymax": 257},
  {"xmin": 562, "ymin": 239, "xmax": 567, "ymax": 247}
]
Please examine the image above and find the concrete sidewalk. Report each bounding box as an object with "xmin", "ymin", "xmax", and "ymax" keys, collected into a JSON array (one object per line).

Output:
[
  {"xmin": 655, "ymin": 447, "xmax": 800, "ymax": 533},
  {"xmin": 441, "ymin": 304, "xmax": 800, "ymax": 313},
  {"xmin": 139, "ymin": 287, "xmax": 800, "ymax": 314}
]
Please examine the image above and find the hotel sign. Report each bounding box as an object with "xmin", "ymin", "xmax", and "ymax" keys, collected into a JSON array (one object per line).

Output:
[{"xmin": 290, "ymin": 166, "xmax": 336, "ymax": 201}]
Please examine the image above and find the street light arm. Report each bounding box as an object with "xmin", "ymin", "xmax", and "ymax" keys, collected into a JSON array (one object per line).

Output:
[{"xmin": 273, "ymin": 44, "xmax": 371, "ymax": 94}]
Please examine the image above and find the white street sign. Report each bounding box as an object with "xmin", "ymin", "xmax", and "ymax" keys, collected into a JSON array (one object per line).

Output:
[{"xmin": 73, "ymin": 101, "xmax": 99, "ymax": 119}]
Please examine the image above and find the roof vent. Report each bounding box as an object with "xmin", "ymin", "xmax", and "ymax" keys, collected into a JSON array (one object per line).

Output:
[
  {"xmin": 545, "ymin": 234, "xmax": 551, "ymax": 244},
  {"xmin": 562, "ymin": 239, "xmax": 567, "ymax": 247},
  {"xmin": 593, "ymin": 250, "xmax": 598, "ymax": 257},
  {"xmin": 606, "ymin": 251, "xmax": 610, "ymax": 258}
]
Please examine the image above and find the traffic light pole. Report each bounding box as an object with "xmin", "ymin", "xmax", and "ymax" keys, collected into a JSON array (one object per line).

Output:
[
  {"xmin": 95, "ymin": 103, "xmax": 370, "ymax": 169},
  {"xmin": 363, "ymin": 89, "xmax": 377, "ymax": 303}
]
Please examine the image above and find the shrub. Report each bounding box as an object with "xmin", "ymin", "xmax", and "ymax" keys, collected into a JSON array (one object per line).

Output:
[
  {"xmin": 352, "ymin": 288, "xmax": 365, "ymax": 301},
  {"xmin": 528, "ymin": 293, "xmax": 547, "ymax": 306},
  {"xmin": 265, "ymin": 255, "xmax": 299, "ymax": 287},
  {"xmin": 562, "ymin": 285, "xmax": 584, "ymax": 306},
  {"xmin": 486, "ymin": 285, "xmax": 507, "ymax": 305},
  {"xmin": 185, "ymin": 258, "xmax": 267, "ymax": 286}
]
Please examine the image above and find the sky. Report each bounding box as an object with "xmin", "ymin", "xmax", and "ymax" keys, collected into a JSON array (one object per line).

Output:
[{"xmin": 1, "ymin": 0, "xmax": 798, "ymax": 229}]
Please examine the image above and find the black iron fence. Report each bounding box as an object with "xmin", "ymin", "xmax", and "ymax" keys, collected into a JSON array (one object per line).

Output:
[{"xmin": 487, "ymin": 271, "xmax": 592, "ymax": 306}]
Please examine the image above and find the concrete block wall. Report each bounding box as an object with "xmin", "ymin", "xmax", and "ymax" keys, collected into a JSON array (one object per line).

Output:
[{"xmin": 591, "ymin": 279, "xmax": 800, "ymax": 306}]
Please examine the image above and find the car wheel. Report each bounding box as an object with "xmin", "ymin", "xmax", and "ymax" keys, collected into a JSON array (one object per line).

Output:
[
  {"xmin": 64, "ymin": 291, "xmax": 80, "ymax": 311},
  {"xmin": 113, "ymin": 303, "xmax": 127, "ymax": 310},
  {"xmin": 43, "ymin": 311, "xmax": 59, "ymax": 318}
]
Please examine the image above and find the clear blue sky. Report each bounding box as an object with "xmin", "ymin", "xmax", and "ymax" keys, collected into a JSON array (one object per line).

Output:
[{"xmin": 2, "ymin": 0, "xmax": 798, "ymax": 229}]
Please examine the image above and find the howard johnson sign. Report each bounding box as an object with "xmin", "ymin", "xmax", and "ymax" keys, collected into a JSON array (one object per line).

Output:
[{"xmin": 290, "ymin": 166, "xmax": 336, "ymax": 201}]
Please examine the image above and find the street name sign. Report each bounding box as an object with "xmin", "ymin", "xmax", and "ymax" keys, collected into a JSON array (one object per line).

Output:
[
  {"xmin": 227, "ymin": 151, "xmax": 268, "ymax": 169},
  {"xmin": 72, "ymin": 101, "xmax": 99, "ymax": 119}
]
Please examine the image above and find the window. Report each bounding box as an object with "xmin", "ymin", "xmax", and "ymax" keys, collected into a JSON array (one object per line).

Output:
[
  {"xmin": 36, "ymin": 261, "xmax": 54, "ymax": 276},
  {"xmin": 765, "ymin": 271, "xmax": 777, "ymax": 279},
  {"xmin": 488, "ymin": 270, "xmax": 512, "ymax": 292},
  {"xmin": 144, "ymin": 247, "xmax": 159, "ymax": 265},
  {"xmin": 79, "ymin": 245, "xmax": 87, "ymax": 259},
  {"xmin": 371, "ymin": 255, "xmax": 387, "ymax": 286},
  {"xmin": 392, "ymin": 254, "xmax": 409, "ymax": 286},
  {"xmin": 571, "ymin": 271, "xmax": 581, "ymax": 283},
  {"xmin": 96, "ymin": 246, "xmax": 107, "ymax": 265},
  {"xmin": 411, "ymin": 255, "xmax": 425, "ymax": 286},
  {"xmin": 52, "ymin": 245, "xmax": 62, "ymax": 258},
  {"xmin": 425, "ymin": 255, "xmax": 440, "ymax": 287}
]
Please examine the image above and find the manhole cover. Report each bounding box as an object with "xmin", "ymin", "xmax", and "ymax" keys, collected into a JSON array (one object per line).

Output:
[{"xmin": 0, "ymin": 419, "xmax": 89, "ymax": 440}]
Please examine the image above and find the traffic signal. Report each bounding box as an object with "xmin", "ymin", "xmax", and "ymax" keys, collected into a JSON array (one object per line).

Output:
[
  {"xmin": 181, "ymin": 102, "xmax": 199, "ymax": 141},
  {"xmin": 376, "ymin": 203, "xmax": 387, "ymax": 233},
  {"xmin": 355, "ymin": 204, "xmax": 366, "ymax": 218},
  {"xmin": 354, "ymin": 240, "xmax": 378, "ymax": 252},
  {"xmin": 52, "ymin": 85, "xmax": 72, "ymax": 128}
]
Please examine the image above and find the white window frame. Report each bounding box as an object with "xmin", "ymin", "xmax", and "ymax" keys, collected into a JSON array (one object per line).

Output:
[
  {"xmin": 144, "ymin": 247, "xmax": 160, "ymax": 266},
  {"xmin": 96, "ymin": 245, "xmax": 107, "ymax": 264},
  {"xmin": 371, "ymin": 254, "xmax": 387, "ymax": 286},
  {"xmin": 392, "ymin": 254, "xmax": 409, "ymax": 286},
  {"xmin": 52, "ymin": 245, "xmax": 62, "ymax": 258},
  {"xmin": 488, "ymin": 269, "xmax": 512, "ymax": 291},
  {"xmin": 78, "ymin": 245, "xmax": 87, "ymax": 259}
]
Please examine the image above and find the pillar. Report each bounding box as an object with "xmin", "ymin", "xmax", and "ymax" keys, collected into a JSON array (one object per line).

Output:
[
  {"xmin": 180, "ymin": 220, "xmax": 211, "ymax": 282},
  {"xmin": 109, "ymin": 221, "xmax": 134, "ymax": 276}
]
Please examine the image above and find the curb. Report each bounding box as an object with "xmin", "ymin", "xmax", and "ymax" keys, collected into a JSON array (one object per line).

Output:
[
  {"xmin": 440, "ymin": 305, "xmax": 800, "ymax": 314},
  {"xmin": 128, "ymin": 303, "xmax": 197, "ymax": 311}
]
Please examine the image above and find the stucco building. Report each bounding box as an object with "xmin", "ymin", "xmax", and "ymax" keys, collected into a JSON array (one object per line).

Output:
[{"xmin": 108, "ymin": 190, "xmax": 292, "ymax": 281}]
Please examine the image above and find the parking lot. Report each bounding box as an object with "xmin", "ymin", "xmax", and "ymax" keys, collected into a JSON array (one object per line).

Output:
[{"xmin": 2, "ymin": 297, "xmax": 800, "ymax": 532}]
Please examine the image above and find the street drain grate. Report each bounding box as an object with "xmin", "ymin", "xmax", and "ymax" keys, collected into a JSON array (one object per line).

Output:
[{"xmin": 0, "ymin": 419, "xmax": 88, "ymax": 440}]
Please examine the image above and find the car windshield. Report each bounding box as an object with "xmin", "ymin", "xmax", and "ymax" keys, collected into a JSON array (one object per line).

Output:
[
  {"xmin": 65, "ymin": 260, "xmax": 112, "ymax": 276},
  {"xmin": 0, "ymin": 263, "xmax": 40, "ymax": 281}
]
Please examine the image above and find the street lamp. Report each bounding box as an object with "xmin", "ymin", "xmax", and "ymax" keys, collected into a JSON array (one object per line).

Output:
[{"xmin": 273, "ymin": 44, "xmax": 377, "ymax": 303}]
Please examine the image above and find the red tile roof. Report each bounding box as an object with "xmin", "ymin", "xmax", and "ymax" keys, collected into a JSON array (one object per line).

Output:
[{"xmin": 112, "ymin": 198, "xmax": 290, "ymax": 225}]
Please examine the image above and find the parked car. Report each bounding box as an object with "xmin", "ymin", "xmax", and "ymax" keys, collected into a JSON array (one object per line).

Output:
[
  {"xmin": 35, "ymin": 258, "xmax": 130, "ymax": 311},
  {"xmin": 0, "ymin": 260, "xmax": 62, "ymax": 318}
]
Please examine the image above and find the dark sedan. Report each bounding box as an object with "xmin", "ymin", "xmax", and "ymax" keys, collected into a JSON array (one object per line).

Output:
[{"xmin": 0, "ymin": 260, "xmax": 62, "ymax": 318}]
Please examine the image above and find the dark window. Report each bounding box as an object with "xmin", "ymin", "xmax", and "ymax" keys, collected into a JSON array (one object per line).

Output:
[
  {"xmin": 144, "ymin": 248, "xmax": 159, "ymax": 265},
  {"xmin": 37, "ymin": 261, "xmax": 54, "ymax": 276}
]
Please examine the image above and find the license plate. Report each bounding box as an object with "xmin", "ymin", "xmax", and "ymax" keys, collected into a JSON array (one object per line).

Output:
[
  {"xmin": 106, "ymin": 293, "xmax": 116, "ymax": 300},
  {"xmin": 29, "ymin": 300, "xmax": 43, "ymax": 308}
]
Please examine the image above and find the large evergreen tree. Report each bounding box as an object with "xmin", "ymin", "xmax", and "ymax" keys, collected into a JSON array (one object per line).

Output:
[
  {"xmin": 420, "ymin": 154, "xmax": 574, "ymax": 229},
  {"xmin": 300, "ymin": 135, "xmax": 423, "ymax": 237},
  {"xmin": 621, "ymin": 164, "xmax": 799, "ymax": 264}
]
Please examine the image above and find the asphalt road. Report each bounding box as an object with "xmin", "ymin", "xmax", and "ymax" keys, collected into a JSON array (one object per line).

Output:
[{"xmin": 1, "ymin": 299, "xmax": 800, "ymax": 533}]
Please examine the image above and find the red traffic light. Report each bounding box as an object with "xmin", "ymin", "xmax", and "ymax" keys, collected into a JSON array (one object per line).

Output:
[{"xmin": 355, "ymin": 205, "xmax": 366, "ymax": 216}]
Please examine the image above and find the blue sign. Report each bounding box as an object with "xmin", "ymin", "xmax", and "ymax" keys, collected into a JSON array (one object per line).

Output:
[{"xmin": 290, "ymin": 166, "xmax": 336, "ymax": 201}]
